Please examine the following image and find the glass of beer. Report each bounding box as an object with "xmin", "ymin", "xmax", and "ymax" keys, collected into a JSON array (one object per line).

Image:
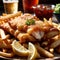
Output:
[
  {"xmin": 22, "ymin": 0, "xmax": 39, "ymax": 13},
  {"xmin": 3, "ymin": 0, "xmax": 19, "ymax": 14}
]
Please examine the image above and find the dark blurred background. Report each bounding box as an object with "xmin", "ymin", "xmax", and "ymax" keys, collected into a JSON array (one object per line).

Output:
[{"xmin": 0, "ymin": 0, "xmax": 60, "ymax": 13}]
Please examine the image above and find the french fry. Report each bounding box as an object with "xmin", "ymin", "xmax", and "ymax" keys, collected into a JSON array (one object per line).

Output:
[
  {"xmin": 44, "ymin": 18, "xmax": 50, "ymax": 26},
  {"xmin": 0, "ymin": 29, "xmax": 7, "ymax": 40},
  {"xmin": 46, "ymin": 28, "xmax": 59, "ymax": 38},
  {"xmin": 2, "ymin": 13, "xmax": 8, "ymax": 16},
  {"xmin": 0, "ymin": 11, "xmax": 22, "ymax": 21},
  {"xmin": 14, "ymin": 30, "xmax": 20, "ymax": 37},
  {"xmin": 48, "ymin": 18, "xmax": 52, "ymax": 25},
  {"xmin": 0, "ymin": 51, "xmax": 14, "ymax": 58},
  {"xmin": 41, "ymin": 41, "xmax": 48, "ymax": 47},
  {"xmin": 50, "ymin": 40, "xmax": 60, "ymax": 48},
  {"xmin": 49, "ymin": 48, "xmax": 54, "ymax": 53},
  {"xmin": 35, "ymin": 44, "xmax": 54, "ymax": 58},
  {"xmin": 0, "ymin": 41, "xmax": 11, "ymax": 49},
  {"xmin": 7, "ymin": 39, "xmax": 13, "ymax": 44},
  {"xmin": 3, "ymin": 49, "xmax": 7, "ymax": 53},
  {"xmin": 0, "ymin": 38, "xmax": 8, "ymax": 48},
  {"xmin": 0, "ymin": 38, "xmax": 11, "ymax": 49},
  {"xmin": 0, "ymin": 29, "xmax": 11, "ymax": 48},
  {"xmin": 57, "ymin": 24, "xmax": 60, "ymax": 31},
  {"xmin": 3, "ymin": 40, "xmax": 12, "ymax": 48},
  {"xmin": 52, "ymin": 22, "xmax": 58, "ymax": 28},
  {"xmin": 0, "ymin": 29, "xmax": 10, "ymax": 40}
]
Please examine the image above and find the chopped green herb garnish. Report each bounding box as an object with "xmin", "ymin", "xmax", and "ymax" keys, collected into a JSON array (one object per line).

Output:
[{"xmin": 26, "ymin": 19, "xmax": 35, "ymax": 25}]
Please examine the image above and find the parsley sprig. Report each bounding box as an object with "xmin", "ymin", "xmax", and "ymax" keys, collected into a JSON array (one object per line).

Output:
[{"xmin": 26, "ymin": 19, "xmax": 35, "ymax": 25}]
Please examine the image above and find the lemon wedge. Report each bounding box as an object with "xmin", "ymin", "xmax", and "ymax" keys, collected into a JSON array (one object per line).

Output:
[
  {"xmin": 28, "ymin": 42, "xmax": 40, "ymax": 60},
  {"xmin": 11, "ymin": 40, "xmax": 29, "ymax": 57}
]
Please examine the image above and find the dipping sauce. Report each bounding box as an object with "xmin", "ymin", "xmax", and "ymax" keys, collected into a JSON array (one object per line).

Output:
[{"xmin": 34, "ymin": 4, "xmax": 54, "ymax": 20}]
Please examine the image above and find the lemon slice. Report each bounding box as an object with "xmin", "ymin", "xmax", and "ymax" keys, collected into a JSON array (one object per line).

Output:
[
  {"xmin": 28, "ymin": 42, "xmax": 40, "ymax": 60},
  {"xmin": 11, "ymin": 40, "xmax": 29, "ymax": 56}
]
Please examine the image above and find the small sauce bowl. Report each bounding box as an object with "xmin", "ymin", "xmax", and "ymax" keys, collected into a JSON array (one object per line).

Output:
[{"xmin": 32, "ymin": 4, "xmax": 55, "ymax": 20}]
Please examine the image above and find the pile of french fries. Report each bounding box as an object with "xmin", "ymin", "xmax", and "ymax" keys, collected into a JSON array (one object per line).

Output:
[
  {"xmin": 0, "ymin": 11, "xmax": 22, "ymax": 58},
  {"xmin": 0, "ymin": 11, "xmax": 60, "ymax": 59}
]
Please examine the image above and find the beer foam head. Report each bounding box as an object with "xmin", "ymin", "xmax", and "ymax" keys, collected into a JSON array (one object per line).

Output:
[{"xmin": 3, "ymin": 0, "xmax": 18, "ymax": 3}]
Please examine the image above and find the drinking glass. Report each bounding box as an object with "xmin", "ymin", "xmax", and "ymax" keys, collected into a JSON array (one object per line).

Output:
[
  {"xmin": 3, "ymin": 0, "xmax": 19, "ymax": 14},
  {"xmin": 22, "ymin": 0, "xmax": 39, "ymax": 13}
]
